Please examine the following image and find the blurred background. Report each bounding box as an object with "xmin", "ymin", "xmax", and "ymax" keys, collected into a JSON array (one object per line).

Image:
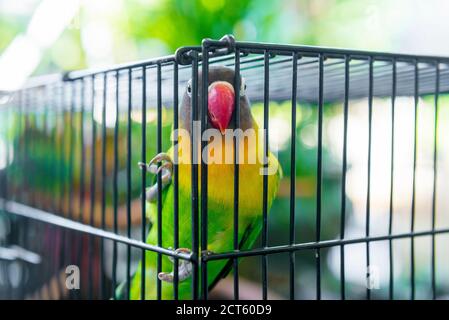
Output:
[
  {"xmin": 2, "ymin": 0, "xmax": 449, "ymax": 90},
  {"xmin": 1, "ymin": 0, "xmax": 449, "ymax": 300}
]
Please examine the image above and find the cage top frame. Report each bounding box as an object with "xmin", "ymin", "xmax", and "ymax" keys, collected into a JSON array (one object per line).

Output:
[{"xmin": 4, "ymin": 34, "xmax": 449, "ymax": 105}]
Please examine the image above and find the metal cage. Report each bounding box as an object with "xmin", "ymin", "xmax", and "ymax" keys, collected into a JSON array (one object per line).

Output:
[{"xmin": 1, "ymin": 35, "xmax": 448, "ymax": 300}]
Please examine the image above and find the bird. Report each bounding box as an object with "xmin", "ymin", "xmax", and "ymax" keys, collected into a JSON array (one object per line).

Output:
[{"xmin": 117, "ymin": 65, "xmax": 281, "ymax": 299}]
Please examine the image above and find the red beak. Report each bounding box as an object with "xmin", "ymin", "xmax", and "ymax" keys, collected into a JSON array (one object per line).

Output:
[{"xmin": 208, "ymin": 81, "xmax": 235, "ymax": 134}]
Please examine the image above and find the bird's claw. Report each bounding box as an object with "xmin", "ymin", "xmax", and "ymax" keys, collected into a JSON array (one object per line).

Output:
[
  {"xmin": 138, "ymin": 153, "xmax": 173, "ymax": 203},
  {"xmin": 138, "ymin": 162, "xmax": 158, "ymax": 174},
  {"xmin": 139, "ymin": 153, "xmax": 172, "ymax": 169},
  {"xmin": 158, "ymin": 248, "xmax": 193, "ymax": 283}
]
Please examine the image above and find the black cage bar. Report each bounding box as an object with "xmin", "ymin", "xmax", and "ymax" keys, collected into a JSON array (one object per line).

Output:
[{"xmin": 1, "ymin": 35, "xmax": 449, "ymax": 300}]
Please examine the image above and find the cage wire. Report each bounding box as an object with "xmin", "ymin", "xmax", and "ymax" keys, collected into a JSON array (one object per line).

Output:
[{"xmin": 0, "ymin": 35, "xmax": 449, "ymax": 300}]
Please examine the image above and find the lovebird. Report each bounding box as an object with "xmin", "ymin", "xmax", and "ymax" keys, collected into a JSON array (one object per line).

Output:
[{"xmin": 118, "ymin": 66, "xmax": 281, "ymax": 299}]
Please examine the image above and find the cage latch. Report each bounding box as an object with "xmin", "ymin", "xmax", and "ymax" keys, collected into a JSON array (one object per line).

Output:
[{"xmin": 175, "ymin": 34, "xmax": 236, "ymax": 65}]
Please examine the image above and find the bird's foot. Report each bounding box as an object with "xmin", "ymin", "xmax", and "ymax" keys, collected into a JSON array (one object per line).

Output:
[
  {"xmin": 138, "ymin": 153, "xmax": 172, "ymax": 173},
  {"xmin": 138, "ymin": 153, "xmax": 173, "ymax": 203},
  {"xmin": 158, "ymin": 248, "xmax": 192, "ymax": 283}
]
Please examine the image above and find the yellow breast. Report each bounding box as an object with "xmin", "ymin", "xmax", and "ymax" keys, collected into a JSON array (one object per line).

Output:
[{"xmin": 171, "ymin": 129, "xmax": 280, "ymax": 215}]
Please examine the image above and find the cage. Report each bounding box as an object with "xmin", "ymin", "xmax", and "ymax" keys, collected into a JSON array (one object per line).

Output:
[{"xmin": 0, "ymin": 35, "xmax": 448, "ymax": 300}]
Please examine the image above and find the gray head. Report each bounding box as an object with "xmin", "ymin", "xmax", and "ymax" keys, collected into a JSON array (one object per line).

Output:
[{"xmin": 179, "ymin": 66, "xmax": 254, "ymax": 134}]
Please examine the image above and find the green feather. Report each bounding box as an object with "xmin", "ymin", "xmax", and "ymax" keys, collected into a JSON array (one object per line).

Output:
[{"xmin": 120, "ymin": 144, "xmax": 281, "ymax": 300}]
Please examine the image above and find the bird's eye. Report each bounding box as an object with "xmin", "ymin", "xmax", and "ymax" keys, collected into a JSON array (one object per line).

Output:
[
  {"xmin": 186, "ymin": 81, "xmax": 192, "ymax": 97},
  {"xmin": 240, "ymin": 77, "xmax": 246, "ymax": 97}
]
